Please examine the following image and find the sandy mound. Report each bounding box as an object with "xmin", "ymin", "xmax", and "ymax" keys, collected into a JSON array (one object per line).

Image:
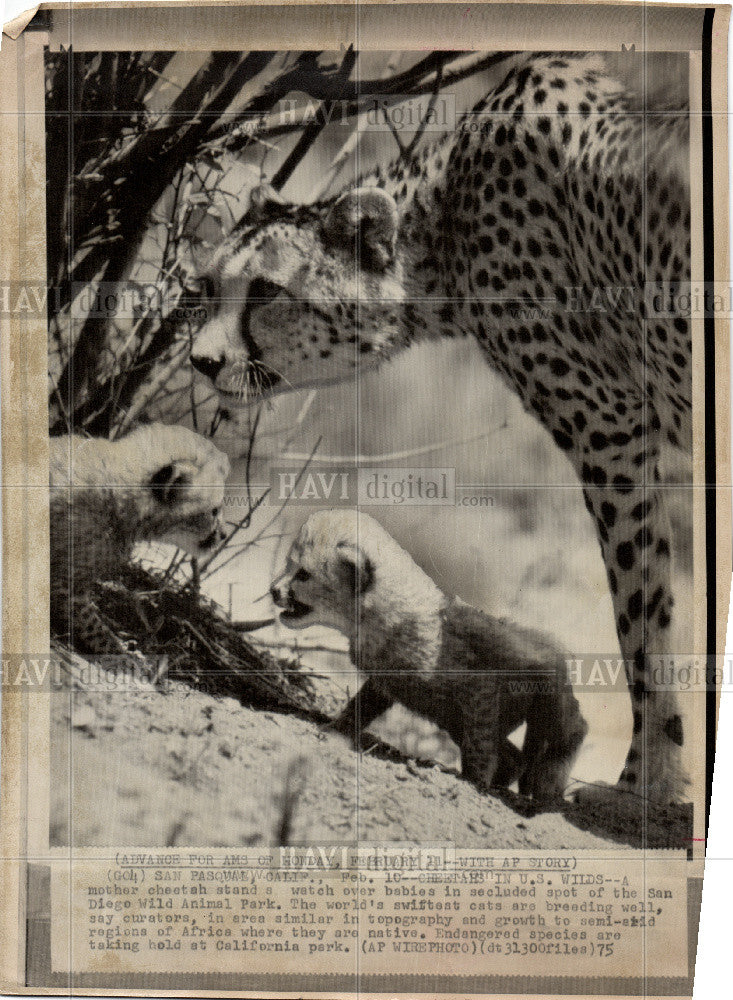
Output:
[{"xmin": 51, "ymin": 656, "xmax": 691, "ymax": 851}]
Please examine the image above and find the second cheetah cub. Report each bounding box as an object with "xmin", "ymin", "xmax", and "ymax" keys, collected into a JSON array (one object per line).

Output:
[
  {"xmin": 50, "ymin": 423, "xmax": 230, "ymax": 654},
  {"xmin": 271, "ymin": 509, "xmax": 587, "ymax": 801}
]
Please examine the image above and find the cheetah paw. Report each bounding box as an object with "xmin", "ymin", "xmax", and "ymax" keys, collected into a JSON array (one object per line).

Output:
[
  {"xmin": 573, "ymin": 778, "xmax": 683, "ymax": 809},
  {"xmin": 573, "ymin": 780, "xmax": 637, "ymax": 805},
  {"xmin": 321, "ymin": 714, "xmax": 360, "ymax": 739}
]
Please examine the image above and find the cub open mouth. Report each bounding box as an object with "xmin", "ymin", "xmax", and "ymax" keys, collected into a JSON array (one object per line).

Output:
[{"xmin": 280, "ymin": 598, "xmax": 312, "ymax": 620}]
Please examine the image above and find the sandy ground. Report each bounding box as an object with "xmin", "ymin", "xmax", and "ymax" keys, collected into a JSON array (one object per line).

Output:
[{"xmin": 51, "ymin": 653, "xmax": 692, "ymax": 851}]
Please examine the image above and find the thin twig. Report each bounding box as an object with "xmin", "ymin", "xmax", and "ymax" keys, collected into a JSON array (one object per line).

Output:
[
  {"xmin": 271, "ymin": 46, "xmax": 357, "ymax": 191},
  {"xmin": 206, "ymin": 436, "xmax": 322, "ymax": 580},
  {"xmin": 209, "ymin": 52, "xmax": 514, "ymax": 152}
]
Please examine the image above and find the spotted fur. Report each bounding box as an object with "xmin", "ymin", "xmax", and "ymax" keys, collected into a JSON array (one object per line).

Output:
[{"xmin": 192, "ymin": 54, "xmax": 691, "ymax": 802}]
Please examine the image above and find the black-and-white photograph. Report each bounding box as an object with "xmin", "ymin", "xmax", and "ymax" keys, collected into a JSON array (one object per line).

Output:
[{"xmin": 46, "ymin": 45, "xmax": 698, "ymax": 852}]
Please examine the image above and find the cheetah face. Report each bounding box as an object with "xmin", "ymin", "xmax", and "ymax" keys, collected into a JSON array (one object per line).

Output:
[
  {"xmin": 50, "ymin": 425, "xmax": 231, "ymax": 565},
  {"xmin": 191, "ymin": 186, "xmax": 406, "ymax": 405},
  {"xmin": 147, "ymin": 461, "xmax": 227, "ymax": 556},
  {"xmin": 270, "ymin": 543, "xmax": 372, "ymax": 633},
  {"xmin": 270, "ymin": 518, "xmax": 374, "ymax": 633},
  {"xmin": 155, "ymin": 500, "xmax": 225, "ymax": 556},
  {"xmin": 271, "ymin": 510, "xmax": 445, "ymax": 642},
  {"xmin": 131, "ymin": 425, "xmax": 230, "ymax": 556}
]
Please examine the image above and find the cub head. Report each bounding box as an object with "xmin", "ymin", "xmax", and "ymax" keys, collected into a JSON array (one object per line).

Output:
[
  {"xmin": 129, "ymin": 424, "xmax": 230, "ymax": 556},
  {"xmin": 190, "ymin": 185, "xmax": 406, "ymax": 404},
  {"xmin": 270, "ymin": 509, "xmax": 442, "ymax": 637}
]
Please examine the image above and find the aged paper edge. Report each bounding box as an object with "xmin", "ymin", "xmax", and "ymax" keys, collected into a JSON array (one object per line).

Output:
[
  {"xmin": 2, "ymin": 6, "xmax": 40, "ymax": 40},
  {"xmin": 0, "ymin": 1, "xmax": 730, "ymax": 995}
]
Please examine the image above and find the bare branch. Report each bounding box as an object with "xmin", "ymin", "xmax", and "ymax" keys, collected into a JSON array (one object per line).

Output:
[
  {"xmin": 209, "ymin": 52, "xmax": 515, "ymax": 153},
  {"xmin": 270, "ymin": 46, "xmax": 357, "ymax": 191}
]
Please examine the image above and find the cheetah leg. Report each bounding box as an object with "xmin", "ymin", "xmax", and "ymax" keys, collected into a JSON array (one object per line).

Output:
[
  {"xmin": 492, "ymin": 739, "xmax": 523, "ymax": 787},
  {"xmin": 329, "ymin": 677, "xmax": 394, "ymax": 745},
  {"xmin": 459, "ymin": 701, "xmax": 502, "ymax": 793},
  {"xmin": 517, "ymin": 714, "xmax": 547, "ymax": 797},
  {"xmin": 333, "ymin": 682, "xmax": 523, "ymax": 784},
  {"xmin": 460, "ymin": 737, "xmax": 501, "ymax": 794},
  {"xmin": 580, "ymin": 474, "xmax": 688, "ymax": 804},
  {"xmin": 521, "ymin": 710, "xmax": 588, "ymax": 801}
]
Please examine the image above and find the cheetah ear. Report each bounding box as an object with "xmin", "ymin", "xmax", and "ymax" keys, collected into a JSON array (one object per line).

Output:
[
  {"xmin": 336, "ymin": 542, "xmax": 375, "ymax": 594},
  {"xmin": 322, "ymin": 187, "xmax": 399, "ymax": 271},
  {"xmin": 149, "ymin": 462, "xmax": 192, "ymax": 505}
]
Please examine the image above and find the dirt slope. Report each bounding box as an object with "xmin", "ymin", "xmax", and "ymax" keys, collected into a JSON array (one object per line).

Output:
[{"xmin": 51, "ymin": 658, "xmax": 691, "ymax": 851}]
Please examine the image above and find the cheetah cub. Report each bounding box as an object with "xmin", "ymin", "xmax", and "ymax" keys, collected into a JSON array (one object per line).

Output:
[
  {"xmin": 50, "ymin": 423, "xmax": 230, "ymax": 654},
  {"xmin": 272, "ymin": 509, "xmax": 587, "ymax": 801}
]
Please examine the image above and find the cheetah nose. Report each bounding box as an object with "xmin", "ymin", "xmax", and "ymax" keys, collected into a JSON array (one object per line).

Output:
[{"xmin": 191, "ymin": 353, "xmax": 225, "ymax": 384}]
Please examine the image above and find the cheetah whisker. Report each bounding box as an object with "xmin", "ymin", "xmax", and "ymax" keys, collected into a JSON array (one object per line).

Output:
[{"xmin": 252, "ymin": 358, "xmax": 296, "ymax": 394}]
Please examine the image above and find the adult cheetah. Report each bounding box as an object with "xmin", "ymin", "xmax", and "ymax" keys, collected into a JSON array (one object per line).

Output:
[{"xmin": 191, "ymin": 53, "xmax": 692, "ymax": 803}]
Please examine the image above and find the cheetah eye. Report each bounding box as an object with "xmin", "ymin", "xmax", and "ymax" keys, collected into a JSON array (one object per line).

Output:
[
  {"xmin": 247, "ymin": 277, "xmax": 282, "ymax": 304},
  {"xmin": 293, "ymin": 568, "xmax": 311, "ymax": 582},
  {"xmin": 149, "ymin": 464, "xmax": 189, "ymax": 505},
  {"xmin": 212, "ymin": 507, "xmax": 220, "ymax": 517}
]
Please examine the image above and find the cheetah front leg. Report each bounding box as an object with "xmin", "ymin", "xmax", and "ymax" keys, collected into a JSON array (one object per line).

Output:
[
  {"xmin": 580, "ymin": 460, "xmax": 688, "ymax": 805},
  {"xmin": 460, "ymin": 738, "xmax": 501, "ymax": 794},
  {"xmin": 458, "ymin": 700, "xmax": 504, "ymax": 793},
  {"xmin": 329, "ymin": 676, "xmax": 394, "ymax": 744},
  {"xmin": 492, "ymin": 739, "xmax": 524, "ymax": 788}
]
